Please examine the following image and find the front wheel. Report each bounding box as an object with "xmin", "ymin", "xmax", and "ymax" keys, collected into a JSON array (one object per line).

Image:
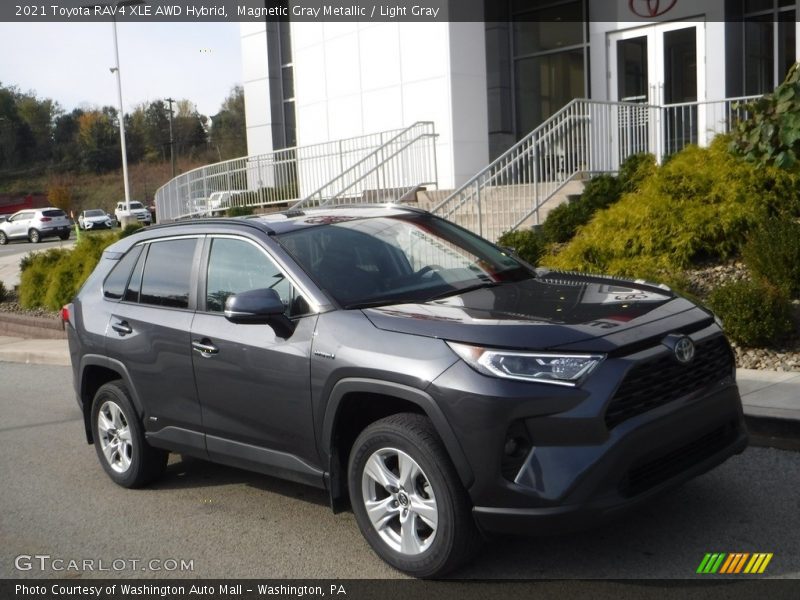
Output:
[
  {"xmin": 28, "ymin": 229, "xmax": 40, "ymax": 243},
  {"xmin": 348, "ymin": 413, "xmax": 482, "ymax": 578},
  {"xmin": 90, "ymin": 381, "xmax": 167, "ymax": 488},
  {"xmin": 0, "ymin": 231, "xmax": 7, "ymax": 245}
]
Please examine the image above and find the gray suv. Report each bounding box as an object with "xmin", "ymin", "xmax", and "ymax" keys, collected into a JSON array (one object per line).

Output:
[{"xmin": 64, "ymin": 206, "xmax": 747, "ymax": 577}]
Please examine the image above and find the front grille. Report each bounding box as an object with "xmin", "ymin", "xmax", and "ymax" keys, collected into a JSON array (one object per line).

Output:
[
  {"xmin": 605, "ymin": 336, "xmax": 733, "ymax": 429},
  {"xmin": 619, "ymin": 422, "xmax": 737, "ymax": 497}
]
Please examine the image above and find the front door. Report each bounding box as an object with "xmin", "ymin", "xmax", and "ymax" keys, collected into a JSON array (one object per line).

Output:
[
  {"xmin": 609, "ymin": 21, "xmax": 706, "ymax": 161},
  {"xmin": 190, "ymin": 235, "xmax": 321, "ymax": 484}
]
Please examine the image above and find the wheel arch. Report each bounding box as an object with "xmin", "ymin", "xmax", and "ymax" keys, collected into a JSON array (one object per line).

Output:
[
  {"xmin": 322, "ymin": 378, "xmax": 474, "ymax": 512},
  {"xmin": 79, "ymin": 355, "xmax": 145, "ymax": 444}
]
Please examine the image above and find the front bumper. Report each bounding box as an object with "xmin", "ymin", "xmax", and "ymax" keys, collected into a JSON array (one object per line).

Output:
[
  {"xmin": 427, "ymin": 328, "xmax": 748, "ymax": 535},
  {"xmin": 471, "ymin": 384, "xmax": 747, "ymax": 534}
]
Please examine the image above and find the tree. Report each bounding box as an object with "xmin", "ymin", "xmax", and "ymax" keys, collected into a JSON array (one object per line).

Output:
[
  {"xmin": 210, "ymin": 85, "xmax": 247, "ymax": 160},
  {"xmin": 47, "ymin": 182, "xmax": 73, "ymax": 212},
  {"xmin": 173, "ymin": 99, "xmax": 208, "ymax": 158},
  {"xmin": 52, "ymin": 108, "xmax": 83, "ymax": 170},
  {"xmin": 77, "ymin": 109, "xmax": 120, "ymax": 173}
]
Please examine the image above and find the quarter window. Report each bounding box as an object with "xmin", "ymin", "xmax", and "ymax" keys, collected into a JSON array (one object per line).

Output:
[
  {"xmin": 103, "ymin": 245, "xmax": 143, "ymax": 300},
  {"xmin": 139, "ymin": 239, "xmax": 197, "ymax": 309}
]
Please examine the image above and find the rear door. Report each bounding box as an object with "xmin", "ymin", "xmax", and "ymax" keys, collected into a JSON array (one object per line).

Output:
[
  {"xmin": 190, "ymin": 235, "xmax": 320, "ymax": 482},
  {"xmin": 104, "ymin": 236, "xmax": 205, "ymax": 455}
]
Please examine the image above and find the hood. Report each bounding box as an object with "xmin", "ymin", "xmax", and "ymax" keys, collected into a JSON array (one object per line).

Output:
[{"xmin": 362, "ymin": 272, "xmax": 713, "ymax": 352}]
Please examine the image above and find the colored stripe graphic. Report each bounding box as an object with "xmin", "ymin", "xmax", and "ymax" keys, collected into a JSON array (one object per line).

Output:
[{"xmin": 698, "ymin": 553, "xmax": 773, "ymax": 574}]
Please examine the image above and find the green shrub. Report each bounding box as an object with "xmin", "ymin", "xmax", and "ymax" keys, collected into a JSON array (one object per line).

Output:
[
  {"xmin": 497, "ymin": 228, "xmax": 547, "ymax": 265},
  {"xmin": 541, "ymin": 201, "xmax": 589, "ymax": 244},
  {"xmin": 18, "ymin": 252, "xmax": 35, "ymax": 273},
  {"xmin": 19, "ymin": 248, "xmax": 68, "ymax": 309},
  {"xmin": 743, "ymin": 219, "xmax": 800, "ymax": 296},
  {"xmin": 19, "ymin": 232, "xmax": 119, "ymax": 311},
  {"xmin": 729, "ymin": 62, "xmax": 800, "ymax": 170},
  {"xmin": 617, "ymin": 153, "xmax": 657, "ymax": 192},
  {"xmin": 119, "ymin": 223, "xmax": 143, "ymax": 239},
  {"xmin": 708, "ymin": 279, "xmax": 794, "ymax": 347},
  {"xmin": 226, "ymin": 206, "xmax": 254, "ymax": 217},
  {"xmin": 547, "ymin": 137, "xmax": 800, "ymax": 279},
  {"xmin": 541, "ymin": 175, "xmax": 622, "ymax": 244}
]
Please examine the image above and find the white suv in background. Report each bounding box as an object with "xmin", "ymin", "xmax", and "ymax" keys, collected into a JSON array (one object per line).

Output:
[
  {"xmin": 0, "ymin": 207, "xmax": 72, "ymax": 244},
  {"xmin": 115, "ymin": 201, "xmax": 151, "ymax": 226}
]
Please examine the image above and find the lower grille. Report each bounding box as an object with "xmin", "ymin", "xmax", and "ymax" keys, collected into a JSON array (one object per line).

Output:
[
  {"xmin": 605, "ymin": 336, "xmax": 734, "ymax": 429},
  {"xmin": 619, "ymin": 422, "xmax": 737, "ymax": 497}
]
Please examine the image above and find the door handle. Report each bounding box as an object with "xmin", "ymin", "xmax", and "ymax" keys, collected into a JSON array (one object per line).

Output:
[
  {"xmin": 111, "ymin": 320, "xmax": 132, "ymax": 335},
  {"xmin": 192, "ymin": 339, "xmax": 219, "ymax": 357}
]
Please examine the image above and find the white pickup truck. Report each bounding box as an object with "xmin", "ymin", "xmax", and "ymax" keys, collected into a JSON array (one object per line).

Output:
[{"xmin": 115, "ymin": 201, "xmax": 152, "ymax": 226}]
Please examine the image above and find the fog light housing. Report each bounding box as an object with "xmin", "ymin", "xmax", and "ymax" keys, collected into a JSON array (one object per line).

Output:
[{"xmin": 501, "ymin": 421, "xmax": 532, "ymax": 481}]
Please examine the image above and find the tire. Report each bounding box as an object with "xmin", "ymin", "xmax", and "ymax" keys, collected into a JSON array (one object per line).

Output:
[
  {"xmin": 59, "ymin": 232, "xmax": 70, "ymax": 240},
  {"xmin": 28, "ymin": 229, "xmax": 40, "ymax": 243},
  {"xmin": 348, "ymin": 413, "xmax": 482, "ymax": 578},
  {"xmin": 90, "ymin": 380, "xmax": 167, "ymax": 488},
  {"xmin": 0, "ymin": 231, "xmax": 7, "ymax": 245}
]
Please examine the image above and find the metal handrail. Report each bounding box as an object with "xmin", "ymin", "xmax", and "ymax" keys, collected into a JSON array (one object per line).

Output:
[
  {"xmin": 431, "ymin": 96, "xmax": 757, "ymax": 242},
  {"xmin": 294, "ymin": 122, "xmax": 435, "ymax": 208}
]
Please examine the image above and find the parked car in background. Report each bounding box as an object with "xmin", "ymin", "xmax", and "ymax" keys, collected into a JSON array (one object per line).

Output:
[
  {"xmin": 0, "ymin": 207, "xmax": 71, "ymax": 244},
  {"xmin": 79, "ymin": 209, "xmax": 115, "ymax": 230},
  {"xmin": 63, "ymin": 205, "xmax": 747, "ymax": 577},
  {"xmin": 115, "ymin": 201, "xmax": 152, "ymax": 226}
]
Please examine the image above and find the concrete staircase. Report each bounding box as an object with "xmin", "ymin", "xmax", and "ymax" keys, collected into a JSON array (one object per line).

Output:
[{"xmin": 418, "ymin": 178, "xmax": 586, "ymax": 241}]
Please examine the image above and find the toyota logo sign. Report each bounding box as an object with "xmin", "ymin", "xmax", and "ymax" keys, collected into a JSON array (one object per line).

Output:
[{"xmin": 629, "ymin": 0, "xmax": 678, "ymax": 18}]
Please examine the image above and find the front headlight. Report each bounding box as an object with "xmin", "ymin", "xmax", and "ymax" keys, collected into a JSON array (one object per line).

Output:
[{"xmin": 447, "ymin": 342, "xmax": 605, "ymax": 387}]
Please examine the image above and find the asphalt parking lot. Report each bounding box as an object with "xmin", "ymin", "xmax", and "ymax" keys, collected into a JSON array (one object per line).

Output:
[{"xmin": 1, "ymin": 362, "xmax": 799, "ymax": 580}]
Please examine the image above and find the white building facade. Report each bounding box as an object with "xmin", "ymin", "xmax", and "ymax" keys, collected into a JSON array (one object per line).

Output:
[{"xmin": 241, "ymin": 0, "xmax": 800, "ymax": 191}]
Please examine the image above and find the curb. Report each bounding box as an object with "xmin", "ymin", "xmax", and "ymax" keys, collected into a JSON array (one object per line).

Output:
[
  {"xmin": 744, "ymin": 414, "xmax": 800, "ymax": 452},
  {"xmin": 0, "ymin": 312, "xmax": 66, "ymax": 339}
]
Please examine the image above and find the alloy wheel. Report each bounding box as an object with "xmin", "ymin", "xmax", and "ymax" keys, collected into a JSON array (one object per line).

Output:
[
  {"xmin": 361, "ymin": 447, "xmax": 438, "ymax": 555},
  {"xmin": 96, "ymin": 400, "xmax": 133, "ymax": 474}
]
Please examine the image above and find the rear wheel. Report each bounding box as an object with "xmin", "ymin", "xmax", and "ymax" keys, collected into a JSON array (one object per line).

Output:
[
  {"xmin": 59, "ymin": 232, "xmax": 70, "ymax": 240},
  {"xmin": 348, "ymin": 413, "xmax": 482, "ymax": 578},
  {"xmin": 28, "ymin": 229, "xmax": 40, "ymax": 243},
  {"xmin": 90, "ymin": 381, "xmax": 167, "ymax": 488}
]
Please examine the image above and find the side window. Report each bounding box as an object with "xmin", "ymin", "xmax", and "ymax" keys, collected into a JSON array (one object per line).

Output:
[
  {"xmin": 206, "ymin": 237, "xmax": 309, "ymax": 316},
  {"xmin": 139, "ymin": 238, "xmax": 197, "ymax": 309},
  {"xmin": 103, "ymin": 245, "xmax": 143, "ymax": 300}
]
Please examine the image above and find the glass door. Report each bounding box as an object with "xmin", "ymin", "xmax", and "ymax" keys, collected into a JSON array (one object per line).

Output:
[{"xmin": 609, "ymin": 22, "xmax": 706, "ymax": 161}]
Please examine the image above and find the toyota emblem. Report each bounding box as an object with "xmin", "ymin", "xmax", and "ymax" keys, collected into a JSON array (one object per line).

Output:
[
  {"xmin": 674, "ymin": 336, "xmax": 695, "ymax": 364},
  {"xmin": 629, "ymin": 0, "xmax": 678, "ymax": 18}
]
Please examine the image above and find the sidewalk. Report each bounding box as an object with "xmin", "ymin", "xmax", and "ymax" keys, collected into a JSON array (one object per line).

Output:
[{"xmin": 0, "ymin": 336, "xmax": 797, "ymax": 444}]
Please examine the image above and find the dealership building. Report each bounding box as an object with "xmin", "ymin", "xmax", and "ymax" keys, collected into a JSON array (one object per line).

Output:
[{"xmin": 238, "ymin": 0, "xmax": 799, "ymax": 191}]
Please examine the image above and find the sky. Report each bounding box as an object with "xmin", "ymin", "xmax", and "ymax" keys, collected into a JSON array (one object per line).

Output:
[{"xmin": 0, "ymin": 22, "xmax": 242, "ymax": 118}]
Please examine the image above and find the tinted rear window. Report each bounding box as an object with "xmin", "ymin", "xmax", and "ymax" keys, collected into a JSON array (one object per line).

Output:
[{"xmin": 42, "ymin": 210, "xmax": 66, "ymax": 217}]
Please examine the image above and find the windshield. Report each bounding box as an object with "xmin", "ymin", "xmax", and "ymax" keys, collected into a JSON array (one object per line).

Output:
[
  {"xmin": 128, "ymin": 202, "xmax": 144, "ymax": 210},
  {"xmin": 276, "ymin": 213, "xmax": 534, "ymax": 308},
  {"xmin": 86, "ymin": 210, "xmax": 105, "ymax": 216}
]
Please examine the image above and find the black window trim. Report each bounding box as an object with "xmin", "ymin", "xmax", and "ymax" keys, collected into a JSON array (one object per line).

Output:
[{"xmin": 102, "ymin": 235, "xmax": 203, "ymax": 312}]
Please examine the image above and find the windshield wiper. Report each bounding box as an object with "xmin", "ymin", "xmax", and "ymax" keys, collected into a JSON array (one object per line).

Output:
[{"xmin": 425, "ymin": 281, "xmax": 500, "ymax": 302}]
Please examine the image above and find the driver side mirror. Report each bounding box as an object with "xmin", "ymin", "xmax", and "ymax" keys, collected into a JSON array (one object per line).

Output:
[{"xmin": 224, "ymin": 288, "xmax": 295, "ymax": 337}]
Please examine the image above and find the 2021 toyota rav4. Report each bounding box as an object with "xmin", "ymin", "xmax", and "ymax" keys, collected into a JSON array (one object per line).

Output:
[{"xmin": 64, "ymin": 205, "xmax": 748, "ymax": 577}]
